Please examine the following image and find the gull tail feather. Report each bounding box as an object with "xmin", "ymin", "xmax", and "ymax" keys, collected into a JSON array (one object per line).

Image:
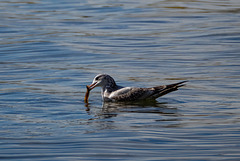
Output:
[{"xmin": 151, "ymin": 81, "xmax": 187, "ymax": 99}]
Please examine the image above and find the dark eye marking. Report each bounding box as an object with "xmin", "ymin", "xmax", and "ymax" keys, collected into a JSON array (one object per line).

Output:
[{"xmin": 95, "ymin": 76, "xmax": 101, "ymax": 80}]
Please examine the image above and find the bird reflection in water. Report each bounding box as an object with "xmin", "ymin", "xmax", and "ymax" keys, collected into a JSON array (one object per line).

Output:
[{"xmin": 85, "ymin": 99, "xmax": 179, "ymax": 119}]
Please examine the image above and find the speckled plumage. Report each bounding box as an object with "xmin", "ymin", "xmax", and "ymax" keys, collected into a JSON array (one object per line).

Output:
[{"xmin": 87, "ymin": 74, "xmax": 187, "ymax": 102}]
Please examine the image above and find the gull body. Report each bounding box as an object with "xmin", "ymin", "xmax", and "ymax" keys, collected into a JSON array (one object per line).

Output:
[{"xmin": 88, "ymin": 74, "xmax": 187, "ymax": 102}]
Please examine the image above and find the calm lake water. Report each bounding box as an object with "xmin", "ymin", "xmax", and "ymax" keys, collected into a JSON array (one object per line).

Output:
[{"xmin": 1, "ymin": 0, "xmax": 240, "ymax": 160}]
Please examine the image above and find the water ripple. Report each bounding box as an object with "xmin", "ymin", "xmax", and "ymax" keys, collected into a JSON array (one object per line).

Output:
[{"xmin": 1, "ymin": 0, "xmax": 240, "ymax": 160}]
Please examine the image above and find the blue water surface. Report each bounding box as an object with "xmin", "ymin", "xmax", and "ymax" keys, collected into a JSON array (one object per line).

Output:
[{"xmin": 1, "ymin": 0, "xmax": 240, "ymax": 160}]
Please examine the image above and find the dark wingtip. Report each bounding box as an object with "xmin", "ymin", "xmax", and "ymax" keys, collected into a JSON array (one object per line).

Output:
[
  {"xmin": 175, "ymin": 81, "xmax": 188, "ymax": 88},
  {"xmin": 177, "ymin": 80, "xmax": 188, "ymax": 84},
  {"xmin": 176, "ymin": 84, "xmax": 186, "ymax": 88},
  {"xmin": 167, "ymin": 80, "xmax": 188, "ymax": 89}
]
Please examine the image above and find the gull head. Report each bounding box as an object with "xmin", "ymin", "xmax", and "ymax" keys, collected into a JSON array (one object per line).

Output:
[{"xmin": 88, "ymin": 74, "xmax": 117, "ymax": 90}]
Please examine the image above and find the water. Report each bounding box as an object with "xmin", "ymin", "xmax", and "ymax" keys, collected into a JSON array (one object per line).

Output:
[{"xmin": 1, "ymin": 0, "xmax": 240, "ymax": 160}]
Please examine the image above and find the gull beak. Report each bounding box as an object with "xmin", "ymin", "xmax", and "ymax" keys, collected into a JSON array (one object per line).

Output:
[{"xmin": 88, "ymin": 82, "xmax": 97, "ymax": 90}]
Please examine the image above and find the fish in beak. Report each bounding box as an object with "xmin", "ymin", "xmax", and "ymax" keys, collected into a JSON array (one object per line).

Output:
[{"xmin": 88, "ymin": 82, "xmax": 98, "ymax": 91}]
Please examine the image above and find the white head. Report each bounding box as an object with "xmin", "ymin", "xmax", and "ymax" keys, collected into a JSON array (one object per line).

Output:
[{"xmin": 88, "ymin": 74, "xmax": 117, "ymax": 90}]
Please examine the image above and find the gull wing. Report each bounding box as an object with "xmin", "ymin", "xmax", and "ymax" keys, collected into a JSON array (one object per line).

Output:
[
  {"xmin": 109, "ymin": 87, "xmax": 155, "ymax": 101},
  {"xmin": 108, "ymin": 81, "xmax": 187, "ymax": 101}
]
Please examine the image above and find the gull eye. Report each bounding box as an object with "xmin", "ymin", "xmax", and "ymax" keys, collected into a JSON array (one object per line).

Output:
[{"xmin": 95, "ymin": 76, "xmax": 101, "ymax": 81}]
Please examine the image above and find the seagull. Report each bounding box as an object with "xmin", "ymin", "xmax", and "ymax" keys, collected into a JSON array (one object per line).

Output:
[{"xmin": 87, "ymin": 74, "xmax": 187, "ymax": 102}]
